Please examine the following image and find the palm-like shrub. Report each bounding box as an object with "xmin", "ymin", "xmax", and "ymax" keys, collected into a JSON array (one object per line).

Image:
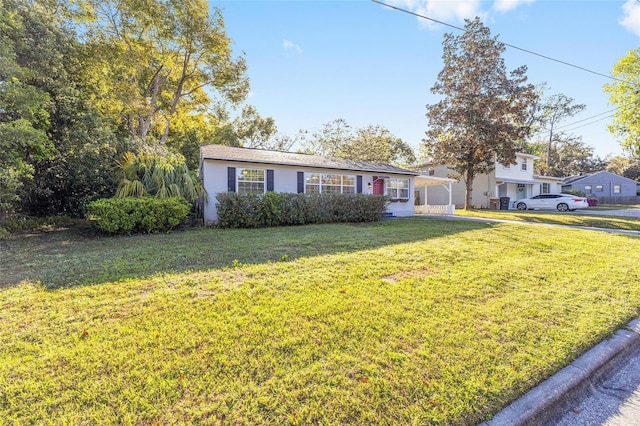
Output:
[{"xmin": 115, "ymin": 152, "xmax": 205, "ymax": 202}]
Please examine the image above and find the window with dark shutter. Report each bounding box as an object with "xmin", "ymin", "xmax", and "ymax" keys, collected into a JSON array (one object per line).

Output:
[
  {"xmin": 227, "ymin": 167, "xmax": 236, "ymax": 192},
  {"xmin": 267, "ymin": 170, "xmax": 274, "ymax": 192},
  {"xmin": 356, "ymin": 176, "xmax": 363, "ymax": 194}
]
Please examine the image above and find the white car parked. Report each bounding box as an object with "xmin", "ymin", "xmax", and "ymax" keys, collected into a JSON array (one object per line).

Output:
[{"xmin": 515, "ymin": 193, "xmax": 589, "ymax": 212}]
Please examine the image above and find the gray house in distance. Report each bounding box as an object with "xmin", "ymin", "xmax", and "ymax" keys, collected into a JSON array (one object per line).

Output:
[{"xmin": 561, "ymin": 171, "xmax": 638, "ymax": 197}]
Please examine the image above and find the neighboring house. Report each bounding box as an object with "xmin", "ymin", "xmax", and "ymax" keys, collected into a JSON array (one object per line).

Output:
[
  {"xmin": 561, "ymin": 171, "xmax": 639, "ymax": 198},
  {"xmin": 533, "ymin": 175, "xmax": 564, "ymax": 196},
  {"xmin": 200, "ymin": 145, "xmax": 419, "ymax": 224},
  {"xmin": 417, "ymin": 153, "xmax": 558, "ymax": 209}
]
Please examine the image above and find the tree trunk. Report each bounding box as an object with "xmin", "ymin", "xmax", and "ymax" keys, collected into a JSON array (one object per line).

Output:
[
  {"xmin": 546, "ymin": 126, "xmax": 554, "ymax": 167},
  {"xmin": 159, "ymin": 50, "xmax": 191, "ymax": 145},
  {"xmin": 464, "ymin": 169, "xmax": 474, "ymax": 210}
]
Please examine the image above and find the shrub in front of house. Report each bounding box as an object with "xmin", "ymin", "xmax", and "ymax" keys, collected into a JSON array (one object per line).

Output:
[
  {"xmin": 87, "ymin": 197, "xmax": 190, "ymax": 234},
  {"xmin": 215, "ymin": 193, "xmax": 388, "ymax": 229}
]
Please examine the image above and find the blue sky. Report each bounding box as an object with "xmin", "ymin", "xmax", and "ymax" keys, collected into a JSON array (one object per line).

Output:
[{"xmin": 214, "ymin": 0, "xmax": 640, "ymax": 159}]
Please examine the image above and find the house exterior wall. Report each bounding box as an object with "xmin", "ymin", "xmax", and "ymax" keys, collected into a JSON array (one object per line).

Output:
[
  {"xmin": 562, "ymin": 171, "xmax": 638, "ymax": 197},
  {"xmin": 534, "ymin": 176, "xmax": 563, "ymax": 195},
  {"xmin": 419, "ymin": 154, "xmax": 541, "ymax": 209},
  {"xmin": 201, "ymin": 159, "xmax": 415, "ymax": 223},
  {"xmin": 494, "ymin": 156, "xmax": 535, "ymax": 181}
]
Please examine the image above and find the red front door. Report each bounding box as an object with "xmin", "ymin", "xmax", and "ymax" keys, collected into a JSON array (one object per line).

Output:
[{"xmin": 373, "ymin": 178, "xmax": 384, "ymax": 195}]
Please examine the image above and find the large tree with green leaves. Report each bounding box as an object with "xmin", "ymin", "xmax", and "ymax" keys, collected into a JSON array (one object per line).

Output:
[
  {"xmin": 526, "ymin": 137, "xmax": 604, "ymax": 177},
  {"xmin": 0, "ymin": 0, "xmax": 54, "ymax": 222},
  {"xmin": 423, "ymin": 17, "xmax": 538, "ymax": 210},
  {"xmin": 603, "ymin": 48, "xmax": 640, "ymax": 156},
  {"xmin": 535, "ymin": 93, "xmax": 586, "ymax": 167},
  {"xmin": 1, "ymin": 0, "xmax": 124, "ymax": 218},
  {"xmin": 336, "ymin": 125, "xmax": 416, "ymax": 166},
  {"xmin": 76, "ymin": 0, "xmax": 249, "ymax": 145},
  {"xmin": 301, "ymin": 119, "xmax": 415, "ymax": 166}
]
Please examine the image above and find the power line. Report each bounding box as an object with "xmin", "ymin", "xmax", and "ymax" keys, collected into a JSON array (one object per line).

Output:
[
  {"xmin": 371, "ymin": 0, "xmax": 625, "ymax": 84},
  {"xmin": 554, "ymin": 108, "xmax": 617, "ymax": 131},
  {"xmin": 562, "ymin": 114, "xmax": 613, "ymax": 132}
]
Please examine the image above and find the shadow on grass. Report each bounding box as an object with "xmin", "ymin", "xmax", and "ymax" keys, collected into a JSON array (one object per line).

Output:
[{"xmin": 0, "ymin": 217, "xmax": 494, "ymax": 289}]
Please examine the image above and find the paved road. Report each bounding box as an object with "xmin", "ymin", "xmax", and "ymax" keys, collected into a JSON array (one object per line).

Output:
[
  {"xmin": 556, "ymin": 341, "xmax": 640, "ymax": 426},
  {"xmin": 481, "ymin": 320, "xmax": 640, "ymax": 426}
]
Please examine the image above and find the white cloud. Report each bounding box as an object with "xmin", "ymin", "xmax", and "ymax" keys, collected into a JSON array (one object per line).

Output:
[
  {"xmin": 620, "ymin": 0, "xmax": 640, "ymax": 37},
  {"xmin": 283, "ymin": 39, "xmax": 303, "ymax": 54},
  {"xmin": 493, "ymin": 0, "xmax": 534, "ymax": 13},
  {"xmin": 385, "ymin": 0, "xmax": 485, "ymax": 29}
]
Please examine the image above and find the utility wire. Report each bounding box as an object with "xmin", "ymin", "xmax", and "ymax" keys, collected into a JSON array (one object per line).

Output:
[
  {"xmin": 562, "ymin": 115, "xmax": 614, "ymax": 132},
  {"xmin": 371, "ymin": 0, "xmax": 625, "ymax": 84}
]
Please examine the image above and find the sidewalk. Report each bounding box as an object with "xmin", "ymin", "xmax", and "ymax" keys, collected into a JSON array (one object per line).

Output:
[{"xmin": 480, "ymin": 319, "xmax": 640, "ymax": 426}]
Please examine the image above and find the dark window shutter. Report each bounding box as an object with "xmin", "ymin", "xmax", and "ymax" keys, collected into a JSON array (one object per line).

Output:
[
  {"xmin": 267, "ymin": 169, "xmax": 274, "ymax": 192},
  {"xmin": 227, "ymin": 167, "xmax": 236, "ymax": 192},
  {"xmin": 356, "ymin": 175, "xmax": 363, "ymax": 194},
  {"xmin": 297, "ymin": 172, "xmax": 304, "ymax": 193}
]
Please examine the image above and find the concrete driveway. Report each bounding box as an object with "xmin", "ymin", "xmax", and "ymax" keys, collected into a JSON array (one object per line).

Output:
[{"xmin": 574, "ymin": 208, "xmax": 640, "ymax": 218}]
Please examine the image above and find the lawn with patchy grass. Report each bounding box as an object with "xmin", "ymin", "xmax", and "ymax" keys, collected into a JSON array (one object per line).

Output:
[
  {"xmin": 1, "ymin": 218, "xmax": 639, "ymax": 424},
  {"xmin": 456, "ymin": 209, "xmax": 640, "ymax": 231}
]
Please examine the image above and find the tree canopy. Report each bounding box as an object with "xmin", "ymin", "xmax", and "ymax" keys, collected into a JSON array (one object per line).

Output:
[
  {"xmin": 76, "ymin": 0, "xmax": 249, "ymax": 145},
  {"xmin": 524, "ymin": 137, "xmax": 604, "ymax": 178},
  {"xmin": 301, "ymin": 119, "xmax": 416, "ymax": 166},
  {"xmin": 603, "ymin": 48, "xmax": 640, "ymax": 156},
  {"xmin": 423, "ymin": 17, "xmax": 538, "ymax": 209},
  {"xmin": 0, "ymin": 0, "xmax": 253, "ymax": 223}
]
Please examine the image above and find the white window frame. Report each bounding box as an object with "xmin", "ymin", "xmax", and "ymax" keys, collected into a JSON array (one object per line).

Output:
[
  {"xmin": 304, "ymin": 173, "xmax": 356, "ymax": 194},
  {"xmin": 237, "ymin": 168, "xmax": 265, "ymax": 194},
  {"xmin": 387, "ymin": 178, "xmax": 410, "ymax": 200},
  {"xmin": 595, "ymin": 184, "xmax": 604, "ymax": 192},
  {"xmin": 521, "ymin": 162, "xmax": 527, "ymax": 171},
  {"xmin": 584, "ymin": 185, "xmax": 592, "ymax": 193},
  {"xmin": 541, "ymin": 183, "xmax": 550, "ymax": 194},
  {"xmin": 613, "ymin": 184, "xmax": 621, "ymax": 194}
]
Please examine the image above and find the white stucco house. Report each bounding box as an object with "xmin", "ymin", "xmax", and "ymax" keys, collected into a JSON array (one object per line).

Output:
[
  {"xmin": 417, "ymin": 153, "xmax": 563, "ymax": 209},
  {"xmin": 200, "ymin": 145, "xmax": 426, "ymax": 224}
]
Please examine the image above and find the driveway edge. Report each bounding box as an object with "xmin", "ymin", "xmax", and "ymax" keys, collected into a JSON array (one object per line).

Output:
[{"xmin": 479, "ymin": 318, "xmax": 640, "ymax": 426}]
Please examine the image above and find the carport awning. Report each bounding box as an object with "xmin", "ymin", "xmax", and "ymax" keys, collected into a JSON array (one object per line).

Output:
[
  {"xmin": 496, "ymin": 178, "xmax": 540, "ymax": 185},
  {"xmin": 415, "ymin": 175, "xmax": 458, "ymax": 186}
]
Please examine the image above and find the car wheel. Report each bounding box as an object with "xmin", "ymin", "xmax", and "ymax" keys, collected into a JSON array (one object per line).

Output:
[
  {"xmin": 557, "ymin": 203, "xmax": 569, "ymax": 212},
  {"xmin": 516, "ymin": 202, "xmax": 527, "ymax": 210}
]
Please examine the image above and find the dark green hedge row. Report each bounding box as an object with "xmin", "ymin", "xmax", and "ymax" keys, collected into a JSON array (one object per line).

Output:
[
  {"xmin": 87, "ymin": 197, "xmax": 190, "ymax": 234},
  {"xmin": 215, "ymin": 192, "xmax": 388, "ymax": 229}
]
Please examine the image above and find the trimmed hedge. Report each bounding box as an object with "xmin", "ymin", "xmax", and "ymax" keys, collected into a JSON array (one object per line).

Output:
[
  {"xmin": 216, "ymin": 192, "xmax": 388, "ymax": 229},
  {"xmin": 87, "ymin": 197, "xmax": 190, "ymax": 234}
]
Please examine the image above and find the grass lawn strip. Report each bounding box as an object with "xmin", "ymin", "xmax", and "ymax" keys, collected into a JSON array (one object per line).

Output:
[
  {"xmin": 1, "ymin": 219, "xmax": 639, "ymax": 424},
  {"xmin": 455, "ymin": 209, "xmax": 640, "ymax": 231}
]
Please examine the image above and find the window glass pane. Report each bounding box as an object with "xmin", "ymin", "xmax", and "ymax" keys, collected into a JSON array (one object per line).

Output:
[
  {"xmin": 238, "ymin": 169, "xmax": 264, "ymax": 194},
  {"xmin": 322, "ymin": 174, "xmax": 341, "ymax": 185},
  {"xmin": 613, "ymin": 185, "xmax": 621, "ymax": 194},
  {"xmin": 388, "ymin": 178, "xmax": 409, "ymax": 199},
  {"xmin": 596, "ymin": 185, "xmax": 603, "ymax": 192}
]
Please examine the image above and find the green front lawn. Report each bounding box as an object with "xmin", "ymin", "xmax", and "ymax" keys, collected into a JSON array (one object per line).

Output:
[
  {"xmin": 456, "ymin": 209, "xmax": 640, "ymax": 231},
  {"xmin": 1, "ymin": 218, "xmax": 639, "ymax": 424}
]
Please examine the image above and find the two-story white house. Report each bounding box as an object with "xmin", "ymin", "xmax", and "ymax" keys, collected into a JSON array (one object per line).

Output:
[{"xmin": 416, "ymin": 153, "xmax": 563, "ymax": 209}]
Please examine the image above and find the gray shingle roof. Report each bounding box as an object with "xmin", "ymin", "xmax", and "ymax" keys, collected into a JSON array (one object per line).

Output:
[{"xmin": 200, "ymin": 145, "xmax": 418, "ymax": 175}]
